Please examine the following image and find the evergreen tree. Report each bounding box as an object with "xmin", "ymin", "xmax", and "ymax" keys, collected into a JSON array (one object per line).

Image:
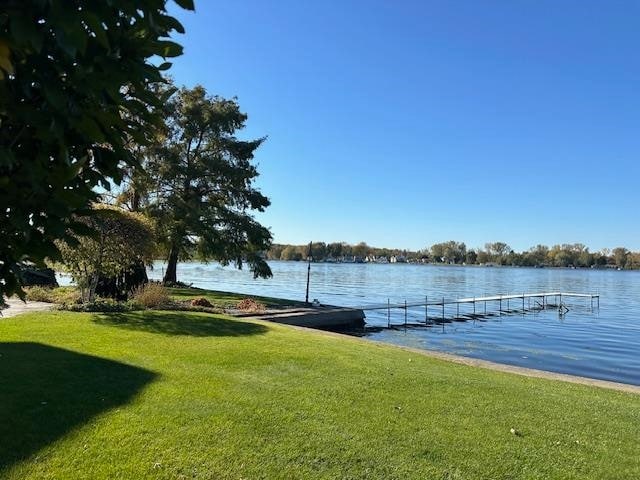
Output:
[{"xmin": 145, "ymin": 85, "xmax": 272, "ymax": 283}]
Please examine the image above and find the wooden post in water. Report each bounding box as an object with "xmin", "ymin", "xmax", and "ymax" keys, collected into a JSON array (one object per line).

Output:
[
  {"xmin": 387, "ymin": 298, "xmax": 390, "ymax": 328},
  {"xmin": 442, "ymin": 297, "xmax": 445, "ymax": 333},
  {"xmin": 305, "ymin": 241, "xmax": 312, "ymax": 304},
  {"xmin": 404, "ymin": 299, "xmax": 407, "ymax": 326},
  {"xmin": 559, "ymin": 293, "xmax": 562, "ymax": 310},
  {"xmin": 425, "ymin": 296, "xmax": 428, "ymax": 324}
]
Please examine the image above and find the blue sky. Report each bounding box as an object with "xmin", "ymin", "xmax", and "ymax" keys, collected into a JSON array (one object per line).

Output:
[{"xmin": 167, "ymin": 1, "xmax": 640, "ymax": 252}]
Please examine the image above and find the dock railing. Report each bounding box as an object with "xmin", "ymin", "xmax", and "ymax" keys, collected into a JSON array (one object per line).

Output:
[{"xmin": 352, "ymin": 292, "xmax": 600, "ymax": 329}]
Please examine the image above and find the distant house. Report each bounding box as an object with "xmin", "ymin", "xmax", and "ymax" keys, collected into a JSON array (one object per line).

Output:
[{"xmin": 390, "ymin": 255, "xmax": 407, "ymax": 263}]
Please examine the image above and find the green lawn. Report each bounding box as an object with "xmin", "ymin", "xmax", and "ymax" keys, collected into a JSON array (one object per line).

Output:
[
  {"xmin": 167, "ymin": 286, "xmax": 305, "ymax": 309},
  {"xmin": 1, "ymin": 310, "xmax": 638, "ymax": 479}
]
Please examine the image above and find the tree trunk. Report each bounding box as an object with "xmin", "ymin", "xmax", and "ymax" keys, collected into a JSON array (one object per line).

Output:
[
  {"xmin": 163, "ymin": 245, "xmax": 179, "ymax": 284},
  {"xmin": 88, "ymin": 273, "xmax": 99, "ymax": 303},
  {"xmin": 131, "ymin": 188, "xmax": 141, "ymax": 212}
]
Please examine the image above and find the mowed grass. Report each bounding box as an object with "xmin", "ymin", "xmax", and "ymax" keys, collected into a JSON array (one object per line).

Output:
[
  {"xmin": 167, "ymin": 286, "xmax": 304, "ymax": 309},
  {"xmin": 1, "ymin": 311, "xmax": 639, "ymax": 479}
]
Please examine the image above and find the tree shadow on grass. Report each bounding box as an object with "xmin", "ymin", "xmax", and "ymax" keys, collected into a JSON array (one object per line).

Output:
[
  {"xmin": 92, "ymin": 311, "xmax": 269, "ymax": 337},
  {"xmin": 0, "ymin": 342, "xmax": 156, "ymax": 472}
]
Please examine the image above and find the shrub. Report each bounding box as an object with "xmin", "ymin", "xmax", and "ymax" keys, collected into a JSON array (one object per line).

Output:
[
  {"xmin": 58, "ymin": 298, "xmax": 139, "ymax": 313},
  {"xmin": 24, "ymin": 286, "xmax": 55, "ymax": 303},
  {"xmin": 236, "ymin": 298, "xmax": 266, "ymax": 313},
  {"xmin": 56, "ymin": 205, "xmax": 156, "ymax": 303},
  {"xmin": 24, "ymin": 286, "xmax": 81, "ymax": 304},
  {"xmin": 191, "ymin": 297, "xmax": 213, "ymax": 307},
  {"xmin": 132, "ymin": 283, "xmax": 170, "ymax": 309}
]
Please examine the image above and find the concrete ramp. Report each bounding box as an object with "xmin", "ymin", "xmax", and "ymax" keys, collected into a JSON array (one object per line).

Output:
[{"xmin": 247, "ymin": 305, "xmax": 366, "ymax": 329}]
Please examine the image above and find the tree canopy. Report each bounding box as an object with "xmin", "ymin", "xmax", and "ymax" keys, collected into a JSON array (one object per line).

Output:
[
  {"xmin": 0, "ymin": 0, "xmax": 192, "ymax": 300},
  {"xmin": 142, "ymin": 85, "xmax": 272, "ymax": 283}
]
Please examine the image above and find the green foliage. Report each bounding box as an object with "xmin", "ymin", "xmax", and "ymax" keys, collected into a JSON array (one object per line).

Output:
[
  {"xmin": 279, "ymin": 245, "xmax": 304, "ymax": 261},
  {"xmin": 58, "ymin": 298, "xmax": 141, "ymax": 313},
  {"xmin": 431, "ymin": 240, "xmax": 467, "ymax": 264},
  {"xmin": 56, "ymin": 205, "xmax": 156, "ymax": 302},
  {"xmin": 612, "ymin": 247, "xmax": 630, "ymax": 268},
  {"xmin": 144, "ymin": 84, "xmax": 273, "ymax": 283},
  {"xmin": 0, "ymin": 0, "xmax": 191, "ymax": 300}
]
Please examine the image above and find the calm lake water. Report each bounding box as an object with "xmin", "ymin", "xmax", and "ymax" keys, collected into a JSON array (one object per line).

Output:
[{"xmin": 149, "ymin": 260, "xmax": 640, "ymax": 385}]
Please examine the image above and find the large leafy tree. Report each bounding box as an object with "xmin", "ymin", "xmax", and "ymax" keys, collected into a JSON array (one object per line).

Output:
[
  {"xmin": 146, "ymin": 85, "xmax": 272, "ymax": 283},
  {"xmin": 0, "ymin": 0, "xmax": 193, "ymax": 301}
]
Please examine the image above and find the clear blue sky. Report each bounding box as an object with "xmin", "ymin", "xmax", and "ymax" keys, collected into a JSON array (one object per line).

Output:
[{"xmin": 167, "ymin": 0, "xmax": 640, "ymax": 252}]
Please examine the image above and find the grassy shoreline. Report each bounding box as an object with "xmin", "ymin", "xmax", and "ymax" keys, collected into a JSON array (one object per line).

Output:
[
  {"xmin": 166, "ymin": 286, "xmax": 305, "ymax": 309},
  {"xmin": 1, "ymin": 309, "xmax": 639, "ymax": 479},
  {"xmin": 19, "ymin": 284, "xmax": 639, "ymax": 392},
  {"xmin": 23, "ymin": 284, "xmax": 304, "ymax": 310}
]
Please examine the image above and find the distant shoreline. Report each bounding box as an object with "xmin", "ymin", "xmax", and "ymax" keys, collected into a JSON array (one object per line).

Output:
[
  {"xmin": 148, "ymin": 258, "xmax": 634, "ymax": 271},
  {"xmin": 261, "ymin": 259, "xmax": 633, "ymax": 272}
]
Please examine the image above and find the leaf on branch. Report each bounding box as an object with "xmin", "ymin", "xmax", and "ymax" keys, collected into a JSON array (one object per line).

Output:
[
  {"xmin": 157, "ymin": 40, "xmax": 183, "ymax": 58},
  {"xmin": 0, "ymin": 40, "xmax": 14, "ymax": 79},
  {"xmin": 174, "ymin": 0, "xmax": 196, "ymax": 11},
  {"xmin": 82, "ymin": 12, "xmax": 110, "ymax": 49}
]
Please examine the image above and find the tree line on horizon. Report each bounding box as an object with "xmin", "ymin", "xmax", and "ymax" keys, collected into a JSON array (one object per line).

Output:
[{"xmin": 266, "ymin": 241, "xmax": 640, "ymax": 270}]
